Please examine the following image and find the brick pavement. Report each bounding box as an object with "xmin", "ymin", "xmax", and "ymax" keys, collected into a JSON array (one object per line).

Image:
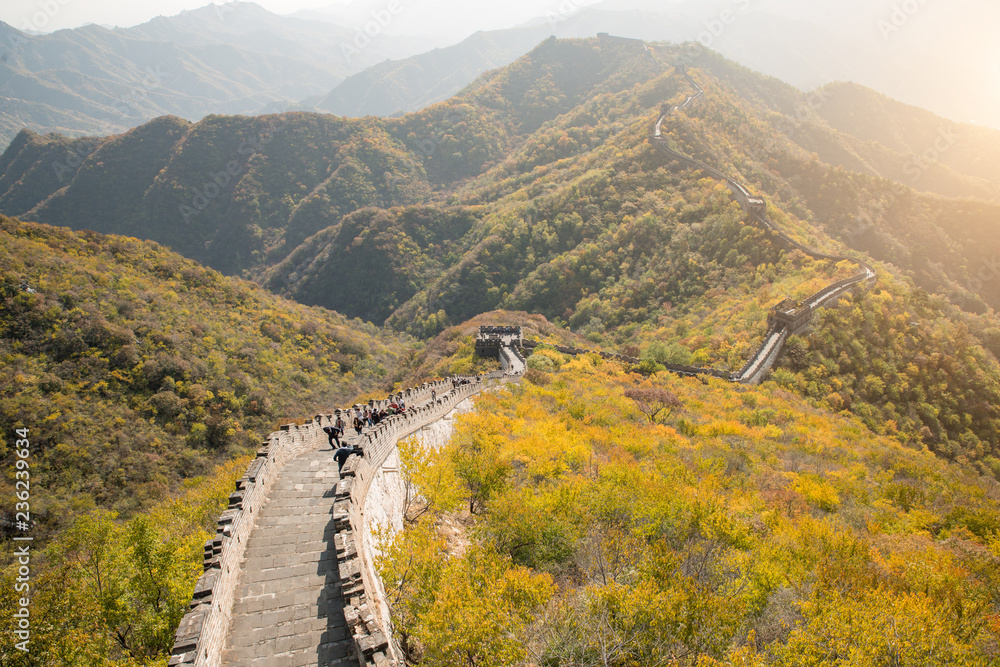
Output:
[{"xmin": 222, "ymin": 448, "xmax": 355, "ymax": 667}]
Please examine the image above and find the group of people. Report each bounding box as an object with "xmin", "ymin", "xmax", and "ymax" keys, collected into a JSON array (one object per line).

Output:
[
  {"xmin": 322, "ymin": 377, "xmax": 486, "ymax": 472},
  {"xmin": 321, "ymin": 400, "xmax": 414, "ymax": 471},
  {"xmin": 479, "ymin": 325, "xmax": 521, "ymax": 336},
  {"xmin": 451, "ymin": 376, "xmax": 481, "ymax": 389}
]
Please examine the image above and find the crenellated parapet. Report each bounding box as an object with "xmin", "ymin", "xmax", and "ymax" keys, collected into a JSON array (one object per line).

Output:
[
  {"xmin": 170, "ymin": 418, "xmax": 335, "ymax": 666},
  {"xmin": 169, "ymin": 340, "xmax": 523, "ymax": 666}
]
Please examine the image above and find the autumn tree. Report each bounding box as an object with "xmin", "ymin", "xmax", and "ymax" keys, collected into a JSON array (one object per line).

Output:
[{"xmin": 624, "ymin": 386, "xmax": 682, "ymax": 424}]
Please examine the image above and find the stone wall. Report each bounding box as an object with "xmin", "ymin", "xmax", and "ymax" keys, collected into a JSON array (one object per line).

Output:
[
  {"xmin": 169, "ymin": 371, "xmax": 514, "ymax": 667},
  {"xmin": 169, "ymin": 416, "xmax": 334, "ymax": 666},
  {"xmin": 341, "ymin": 374, "xmax": 511, "ymax": 664},
  {"xmin": 348, "ymin": 395, "xmax": 478, "ymax": 665},
  {"xmin": 643, "ymin": 44, "xmax": 876, "ymax": 385}
]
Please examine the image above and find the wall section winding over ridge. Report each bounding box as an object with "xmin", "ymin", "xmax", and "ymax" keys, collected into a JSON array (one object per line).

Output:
[
  {"xmin": 650, "ymin": 49, "xmax": 876, "ymax": 383},
  {"xmin": 169, "ymin": 37, "xmax": 881, "ymax": 664},
  {"xmin": 594, "ymin": 35, "xmax": 877, "ymax": 384},
  {"xmin": 169, "ymin": 368, "xmax": 518, "ymax": 667}
]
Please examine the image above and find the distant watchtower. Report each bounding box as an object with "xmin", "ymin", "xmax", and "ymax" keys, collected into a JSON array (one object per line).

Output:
[
  {"xmin": 768, "ymin": 298, "xmax": 812, "ymax": 334},
  {"xmin": 746, "ymin": 197, "xmax": 766, "ymax": 215},
  {"xmin": 475, "ymin": 326, "xmax": 523, "ymax": 358}
]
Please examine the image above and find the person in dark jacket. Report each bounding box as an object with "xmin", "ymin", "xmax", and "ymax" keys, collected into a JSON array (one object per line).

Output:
[
  {"xmin": 322, "ymin": 424, "xmax": 341, "ymax": 448},
  {"xmin": 335, "ymin": 445, "xmax": 363, "ymax": 472}
]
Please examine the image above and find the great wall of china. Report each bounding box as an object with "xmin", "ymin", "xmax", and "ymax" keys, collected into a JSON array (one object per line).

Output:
[
  {"xmin": 169, "ymin": 36, "xmax": 878, "ymax": 666},
  {"xmin": 593, "ymin": 33, "xmax": 877, "ymax": 384},
  {"xmin": 169, "ymin": 335, "xmax": 527, "ymax": 667}
]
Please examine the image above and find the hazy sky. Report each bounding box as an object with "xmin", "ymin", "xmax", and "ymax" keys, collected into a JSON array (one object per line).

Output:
[
  {"xmin": 2, "ymin": 0, "xmax": 317, "ymax": 32},
  {"xmin": 1, "ymin": 0, "xmax": 995, "ymax": 125},
  {"xmin": 0, "ymin": 0, "xmax": 605, "ymax": 33}
]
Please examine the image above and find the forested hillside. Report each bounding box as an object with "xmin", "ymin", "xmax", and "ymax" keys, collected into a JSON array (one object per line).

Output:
[
  {"xmin": 3, "ymin": 31, "xmax": 1000, "ymax": 667},
  {"xmin": 0, "ymin": 217, "xmax": 412, "ymax": 539},
  {"xmin": 379, "ymin": 353, "xmax": 1000, "ymax": 665},
  {"xmin": 4, "ymin": 37, "xmax": 1000, "ymax": 318},
  {"xmin": 0, "ymin": 113, "xmax": 431, "ymax": 275},
  {"xmin": 4, "ymin": 36, "xmax": 1000, "ymax": 473}
]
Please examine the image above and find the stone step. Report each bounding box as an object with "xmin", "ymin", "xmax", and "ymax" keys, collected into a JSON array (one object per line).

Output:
[{"xmin": 223, "ymin": 447, "xmax": 353, "ymax": 667}]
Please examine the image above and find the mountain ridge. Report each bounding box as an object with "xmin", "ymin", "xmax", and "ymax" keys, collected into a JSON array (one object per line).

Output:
[
  {"xmin": 0, "ymin": 2, "xmax": 430, "ymax": 145},
  {"xmin": 4, "ymin": 37, "xmax": 1000, "ymax": 473}
]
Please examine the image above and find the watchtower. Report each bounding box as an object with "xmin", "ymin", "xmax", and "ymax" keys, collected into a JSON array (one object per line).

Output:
[
  {"xmin": 768, "ymin": 298, "xmax": 812, "ymax": 334},
  {"xmin": 746, "ymin": 197, "xmax": 766, "ymax": 215},
  {"xmin": 474, "ymin": 326, "xmax": 523, "ymax": 358}
]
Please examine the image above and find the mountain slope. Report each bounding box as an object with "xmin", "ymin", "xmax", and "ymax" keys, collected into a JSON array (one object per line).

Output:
[
  {"xmin": 379, "ymin": 352, "xmax": 1000, "ymax": 663},
  {"xmin": 812, "ymin": 81, "xmax": 1000, "ymax": 188},
  {"xmin": 4, "ymin": 37, "xmax": 1000, "ymax": 473},
  {"xmin": 5, "ymin": 37, "xmax": 1000, "ymax": 323},
  {"xmin": 0, "ymin": 216, "xmax": 413, "ymax": 538},
  {"xmin": 314, "ymin": 26, "xmax": 553, "ymax": 117},
  {"xmin": 0, "ymin": 2, "xmax": 429, "ymax": 146},
  {"xmin": 0, "ymin": 112, "xmax": 432, "ymax": 274}
]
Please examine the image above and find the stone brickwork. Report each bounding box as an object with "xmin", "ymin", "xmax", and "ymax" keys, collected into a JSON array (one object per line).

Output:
[
  {"xmin": 343, "ymin": 374, "xmax": 511, "ymax": 664},
  {"xmin": 170, "ymin": 418, "xmax": 333, "ymax": 666},
  {"xmin": 169, "ymin": 361, "xmax": 519, "ymax": 666}
]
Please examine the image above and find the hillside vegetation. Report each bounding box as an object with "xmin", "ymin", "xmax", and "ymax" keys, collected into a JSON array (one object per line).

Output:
[
  {"xmin": 0, "ymin": 217, "xmax": 412, "ymax": 539},
  {"xmin": 4, "ymin": 38, "xmax": 1000, "ymax": 320},
  {"xmin": 381, "ymin": 354, "xmax": 1000, "ymax": 665},
  {"xmin": 0, "ymin": 457, "xmax": 250, "ymax": 664},
  {"xmin": 3, "ymin": 38, "xmax": 1000, "ymax": 476},
  {"xmin": 0, "ymin": 113, "xmax": 431, "ymax": 276},
  {"xmin": 1, "ymin": 32, "xmax": 999, "ymax": 667}
]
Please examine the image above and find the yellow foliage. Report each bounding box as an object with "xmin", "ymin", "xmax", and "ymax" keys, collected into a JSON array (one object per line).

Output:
[
  {"xmin": 398, "ymin": 437, "xmax": 464, "ymax": 514},
  {"xmin": 790, "ymin": 473, "xmax": 841, "ymax": 511},
  {"xmin": 383, "ymin": 355, "xmax": 1000, "ymax": 664}
]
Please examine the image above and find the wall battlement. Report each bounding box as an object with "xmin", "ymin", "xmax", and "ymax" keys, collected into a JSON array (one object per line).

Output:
[{"xmin": 169, "ymin": 358, "xmax": 521, "ymax": 666}]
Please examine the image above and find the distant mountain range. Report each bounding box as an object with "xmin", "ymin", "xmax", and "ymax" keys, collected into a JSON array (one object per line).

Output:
[
  {"xmin": 4, "ymin": 35, "xmax": 1000, "ymax": 476},
  {"xmin": 312, "ymin": 26, "xmax": 555, "ymax": 117},
  {"xmin": 305, "ymin": 3, "xmax": 1000, "ymax": 128},
  {"xmin": 2, "ymin": 36, "xmax": 999, "ymax": 320},
  {"xmin": 0, "ymin": 1, "xmax": 994, "ymax": 147},
  {"xmin": 0, "ymin": 2, "xmax": 431, "ymax": 145}
]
